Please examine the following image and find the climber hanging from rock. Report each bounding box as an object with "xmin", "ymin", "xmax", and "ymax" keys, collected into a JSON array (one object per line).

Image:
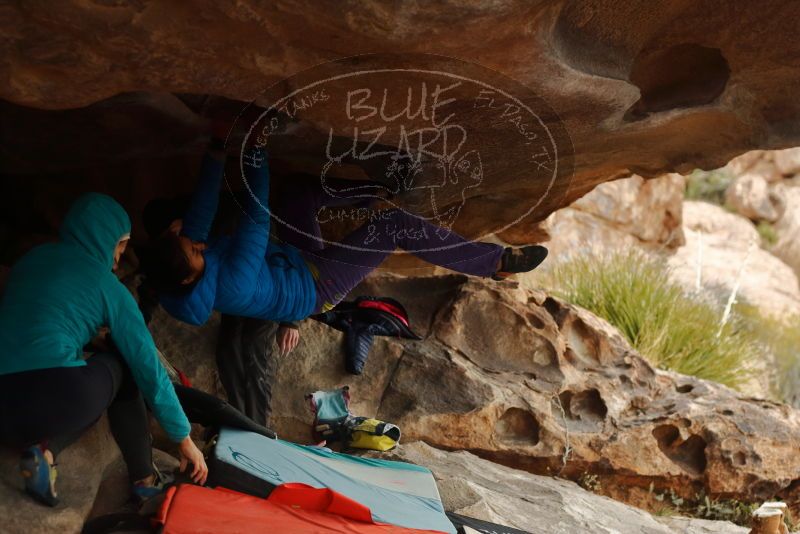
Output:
[
  {"xmin": 0, "ymin": 193, "xmax": 207, "ymax": 508},
  {"xmin": 141, "ymin": 119, "xmax": 548, "ymax": 359},
  {"xmin": 137, "ymin": 119, "xmax": 403, "ymax": 423},
  {"xmin": 135, "ymin": 118, "xmax": 293, "ymax": 429}
]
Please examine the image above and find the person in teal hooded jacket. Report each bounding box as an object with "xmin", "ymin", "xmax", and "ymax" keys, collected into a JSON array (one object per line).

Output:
[{"xmin": 0, "ymin": 193, "xmax": 207, "ymax": 507}]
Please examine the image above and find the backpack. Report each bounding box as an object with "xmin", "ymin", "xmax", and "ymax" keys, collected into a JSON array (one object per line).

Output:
[{"xmin": 307, "ymin": 386, "xmax": 401, "ymax": 451}]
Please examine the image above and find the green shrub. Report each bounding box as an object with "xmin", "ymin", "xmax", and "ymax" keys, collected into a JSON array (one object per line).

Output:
[
  {"xmin": 542, "ymin": 250, "xmax": 757, "ymax": 389},
  {"xmin": 693, "ymin": 493, "xmax": 759, "ymax": 526},
  {"xmin": 684, "ymin": 169, "xmax": 734, "ymax": 205},
  {"xmin": 756, "ymin": 221, "xmax": 778, "ymax": 247},
  {"xmin": 578, "ymin": 473, "xmax": 601, "ymax": 492},
  {"xmin": 734, "ymin": 303, "xmax": 800, "ymax": 406},
  {"xmin": 647, "ymin": 484, "xmax": 765, "ymax": 527}
]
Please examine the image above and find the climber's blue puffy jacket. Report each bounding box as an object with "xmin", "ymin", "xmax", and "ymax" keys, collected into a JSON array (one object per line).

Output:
[
  {"xmin": 0, "ymin": 193, "xmax": 191, "ymax": 442},
  {"xmin": 160, "ymin": 148, "xmax": 317, "ymax": 326}
]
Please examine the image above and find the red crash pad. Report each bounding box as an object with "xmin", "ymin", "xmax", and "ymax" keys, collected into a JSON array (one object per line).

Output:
[{"xmin": 156, "ymin": 484, "xmax": 449, "ymax": 534}]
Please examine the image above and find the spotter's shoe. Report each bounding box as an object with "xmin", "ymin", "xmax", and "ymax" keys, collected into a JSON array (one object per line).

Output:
[
  {"xmin": 131, "ymin": 464, "xmax": 174, "ymax": 505},
  {"xmin": 19, "ymin": 445, "xmax": 58, "ymax": 507}
]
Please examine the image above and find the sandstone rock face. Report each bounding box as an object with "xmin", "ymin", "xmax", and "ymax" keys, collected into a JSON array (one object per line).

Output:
[
  {"xmin": 390, "ymin": 441, "xmax": 749, "ymax": 534},
  {"xmin": 541, "ymin": 173, "xmax": 685, "ymax": 259},
  {"xmin": 725, "ymin": 174, "xmax": 786, "ymax": 223},
  {"xmin": 4, "ymin": 274, "xmax": 800, "ymax": 530},
  {"xmin": 656, "ymin": 517, "xmax": 750, "ymax": 534},
  {"xmin": 3, "ymin": 1, "xmax": 800, "ymax": 219},
  {"xmin": 4, "ymin": 3, "xmax": 800, "ymax": 530},
  {"xmin": 0, "ymin": 93, "xmax": 210, "ymax": 261},
  {"xmin": 774, "ymin": 149, "xmax": 800, "ymax": 178},
  {"xmin": 773, "ymin": 187, "xmax": 800, "ymax": 286},
  {"xmin": 729, "ymin": 148, "xmax": 800, "ymax": 183},
  {"xmin": 153, "ymin": 274, "xmax": 800, "ymax": 515},
  {"xmin": 0, "ymin": 420, "xmax": 119, "ymax": 534},
  {"xmin": 718, "ymin": 148, "xmax": 800, "ymax": 291},
  {"xmin": 0, "ymin": 425, "xmax": 181, "ymax": 534},
  {"xmin": 668, "ymin": 201, "xmax": 800, "ymax": 318}
]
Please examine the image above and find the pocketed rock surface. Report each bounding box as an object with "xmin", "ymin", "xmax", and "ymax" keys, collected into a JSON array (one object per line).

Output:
[
  {"xmin": 154, "ymin": 273, "xmax": 800, "ymax": 516},
  {"xmin": 4, "ymin": 1, "xmax": 800, "ymax": 237},
  {"xmin": 4, "ymin": 274, "xmax": 800, "ymax": 531}
]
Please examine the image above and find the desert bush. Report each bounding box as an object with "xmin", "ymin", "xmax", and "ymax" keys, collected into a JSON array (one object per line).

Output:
[
  {"xmin": 692, "ymin": 492, "xmax": 759, "ymax": 526},
  {"xmin": 734, "ymin": 303, "xmax": 800, "ymax": 407},
  {"xmin": 756, "ymin": 220, "xmax": 778, "ymax": 247},
  {"xmin": 543, "ymin": 250, "xmax": 757, "ymax": 389},
  {"xmin": 684, "ymin": 168, "xmax": 734, "ymax": 206},
  {"xmin": 647, "ymin": 484, "xmax": 790, "ymax": 528}
]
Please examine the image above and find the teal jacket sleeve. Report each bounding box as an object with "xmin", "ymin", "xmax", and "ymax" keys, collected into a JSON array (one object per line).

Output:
[
  {"xmin": 105, "ymin": 278, "xmax": 191, "ymax": 442},
  {"xmin": 218, "ymin": 148, "xmax": 270, "ymax": 296},
  {"xmin": 181, "ymin": 151, "xmax": 224, "ymax": 243}
]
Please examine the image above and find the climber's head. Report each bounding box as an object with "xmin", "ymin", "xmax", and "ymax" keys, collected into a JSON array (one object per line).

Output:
[{"xmin": 142, "ymin": 219, "xmax": 206, "ymax": 294}]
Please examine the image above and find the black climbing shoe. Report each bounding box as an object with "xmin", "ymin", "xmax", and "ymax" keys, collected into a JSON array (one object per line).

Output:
[{"xmin": 493, "ymin": 245, "xmax": 549, "ymax": 280}]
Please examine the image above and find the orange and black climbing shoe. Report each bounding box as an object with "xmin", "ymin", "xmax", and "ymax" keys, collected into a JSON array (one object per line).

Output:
[{"xmin": 492, "ymin": 245, "xmax": 549, "ymax": 281}]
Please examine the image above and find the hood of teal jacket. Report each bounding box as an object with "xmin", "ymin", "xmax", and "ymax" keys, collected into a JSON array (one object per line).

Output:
[{"xmin": 59, "ymin": 193, "xmax": 131, "ymax": 270}]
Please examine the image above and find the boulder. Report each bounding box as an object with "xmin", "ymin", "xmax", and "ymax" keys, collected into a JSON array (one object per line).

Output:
[
  {"xmin": 0, "ymin": 419, "xmax": 119, "ymax": 534},
  {"xmin": 4, "ymin": 1, "xmax": 800, "ymax": 222},
  {"xmin": 5, "ymin": 273, "xmax": 800, "ymax": 529},
  {"xmin": 390, "ymin": 441, "xmax": 749, "ymax": 534},
  {"xmin": 668, "ymin": 201, "xmax": 800, "ymax": 319},
  {"xmin": 152, "ymin": 273, "xmax": 800, "ymax": 516},
  {"xmin": 773, "ymin": 187, "xmax": 800, "ymax": 284},
  {"xmin": 656, "ymin": 516, "xmax": 750, "ymax": 534},
  {"xmin": 726, "ymin": 151, "xmax": 784, "ymax": 184},
  {"xmin": 0, "ymin": 425, "xmax": 181, "ymax": 534},
  {"xmin": 541, "ymin": 173, "xmax": 685, "ymax": 260},
  {"xmin": 725, "ymin": 174, "xmax": 786, "ymax": 222},
  {"xmin": 678, "ymin": 201, "xmax": 761, "ymax": 244},
  {"xmin": 773, "ymin": 148, "xmax": 800, "ymax": 178},
  {"xmin": 4, "ymin": 2, "xmax": 800, "ymax": 530}
]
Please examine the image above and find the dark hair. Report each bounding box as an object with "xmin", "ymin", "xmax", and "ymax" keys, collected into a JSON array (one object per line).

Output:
[{"xmin": 140, "ymin": 233, "xmax": 195, "ymax": 295}]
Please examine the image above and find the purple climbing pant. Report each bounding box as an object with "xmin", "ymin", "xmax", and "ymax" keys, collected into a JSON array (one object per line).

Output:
[{"xmin": 271, "ymin": 177, "xmax": 504, "ymax": 313}]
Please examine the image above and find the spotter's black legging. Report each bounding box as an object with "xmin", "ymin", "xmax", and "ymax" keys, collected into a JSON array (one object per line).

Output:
[
  {"xmin": 172, "ymin": 384, "xmax": 275, "ymax": 439},
  {"xmin": 216, "ymin": 315, "xmax": 279, "ymax": 427},
  {"xmin": 0, "ymin": 352, "xmax": 153, "ymax": 482}
]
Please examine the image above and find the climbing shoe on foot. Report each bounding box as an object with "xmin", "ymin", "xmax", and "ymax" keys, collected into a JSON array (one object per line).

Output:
[
  {"xmin": 493, "ymin": 245, "xmax": 549, "ymax": 280},
  {"xmin": 131, "ymin": 464, "xmax": 174, "ymax": 505},
  {"xmin": 19, "ymin": 445, "xmax": 58, "ymax": 507}
]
